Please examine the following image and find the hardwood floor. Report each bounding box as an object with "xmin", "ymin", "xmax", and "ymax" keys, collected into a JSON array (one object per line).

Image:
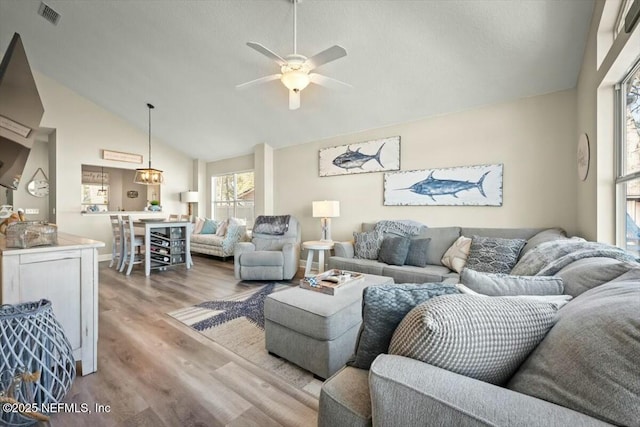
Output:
[{"xmin": 50, "ymin": 255, "xmax": 318, "ymax": 427}]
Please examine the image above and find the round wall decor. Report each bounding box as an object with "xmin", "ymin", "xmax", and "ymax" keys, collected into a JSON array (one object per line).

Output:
[{"xmin": 577, "ymin": 133, "xmax": 590, "ymax": 181}]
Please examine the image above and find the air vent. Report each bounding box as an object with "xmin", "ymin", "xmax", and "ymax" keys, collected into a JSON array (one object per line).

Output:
[{"xmin": 38, "ymin": 2, "xmax": 61, "ymax": 25}]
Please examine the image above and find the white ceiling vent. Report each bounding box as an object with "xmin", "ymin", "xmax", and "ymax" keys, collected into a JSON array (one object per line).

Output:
[{"xmin": 38, "ymin": 2, "xmax": 60, "ymax": 25}]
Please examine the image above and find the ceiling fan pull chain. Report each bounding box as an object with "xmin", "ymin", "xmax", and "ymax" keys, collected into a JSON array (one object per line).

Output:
[{"xmin": 293, "ymin": 0, "xmax": 297, "ymax": 55}]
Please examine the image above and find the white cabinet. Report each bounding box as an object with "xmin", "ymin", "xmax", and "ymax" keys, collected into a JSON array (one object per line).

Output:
[{"xmin": 0, "ymin": 233, "xmax": 104, "ymax": 376}]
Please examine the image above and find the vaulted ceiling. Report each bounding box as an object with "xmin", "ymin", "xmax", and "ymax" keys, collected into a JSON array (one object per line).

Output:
[{"xmin": 0, "ymin": 0, "xmax": 594, "ymax": 161}]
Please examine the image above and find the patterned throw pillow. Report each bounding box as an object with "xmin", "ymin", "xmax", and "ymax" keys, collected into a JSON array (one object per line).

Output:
[
  {"xmin": 193, "ymin": 217, "xmax": 205, "ymax": 234},
  {"xmin": 465, "ymin": 235, "xmax": 526, "ymax": 274},
  {"xmin": 354, "ymin": 229, "xmax": 384, "ymax": 260},
  {"xmin": 349, "ymin": 283, "xmax": 460, "ymax": 370},
  {"xmin": 215, "ymin": 219, "xmax": 228, "ymax": 237},
  {"xmin": 441, "ymin": 236, "xmax": 472, "ymax": 272},
  {"xmin": 404, "ymin": 238, "xmax": 431, "ymax": 267},
  {"xmin": 460, "ymin": 268, "xmax": 564, "ymax": 296},
  {"xmin": 378, "ymin": 236, "xmax": 411, "ymax": 265},
  {"xmin": 389, "ymin": 294, "xmax": 559, "ymax": 385}
]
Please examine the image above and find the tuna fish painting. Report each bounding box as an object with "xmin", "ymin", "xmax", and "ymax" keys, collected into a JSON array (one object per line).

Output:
[
  {"xmin": 319, "ymin": 136, "xmax": 400, "ymax": 177},
  {"xmin": 384, "ymin": 164, "xmax": 503, "ymax": 206}
]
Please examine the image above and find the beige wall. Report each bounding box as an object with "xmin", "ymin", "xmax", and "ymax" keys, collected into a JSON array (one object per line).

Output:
[
  {"xmin": 275, "ymin": 90, "xmax": 578, "ymax": 243},
  {"xmin": 35, "ymin": 71, "xmax": 194, "ymax": 256},
  {"xmin": 575, "ymin": 0, "xmax": 640, "ymax": 243}
]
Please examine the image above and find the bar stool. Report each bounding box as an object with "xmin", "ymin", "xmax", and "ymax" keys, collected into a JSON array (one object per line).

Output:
[
  {"xmin": 120, "ymin": 215, "xmax": 145, "ymax": 275},
  {"xmin": 108, "ymin": 215, "xmax": 124, "ymax": 269}
]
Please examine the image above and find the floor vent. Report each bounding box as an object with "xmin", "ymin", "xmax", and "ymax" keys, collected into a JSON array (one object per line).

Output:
[{"xmin": 38, "ymin": 2, "xmax": 61, "ymax": 25}]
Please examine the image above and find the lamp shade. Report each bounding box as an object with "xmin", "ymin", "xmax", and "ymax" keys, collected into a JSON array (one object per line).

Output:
[
  {"xmin": 180, "ymin": 191, "xmax": 199, "ymax": 203},
  {"xmin": 313, "ymin": 201, "xmax": 340, "ymax": 218}
]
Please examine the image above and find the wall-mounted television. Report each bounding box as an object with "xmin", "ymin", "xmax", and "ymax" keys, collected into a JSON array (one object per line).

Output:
[{"xmin": 0, "ymin": 33, "xmax": 44, "ymax": 190}]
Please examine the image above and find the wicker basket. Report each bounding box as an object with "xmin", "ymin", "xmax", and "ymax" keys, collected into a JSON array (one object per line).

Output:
[
  {"xmin": 5, "ymin": 222, "xmax": 57, "ymax": 249},
  {"xmin": 0, "ymin": 300, "xmax": 75, "ymax": 426}
]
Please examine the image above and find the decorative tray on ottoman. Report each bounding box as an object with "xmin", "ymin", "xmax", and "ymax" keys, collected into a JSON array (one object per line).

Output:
[{"xmin": 299, "ymin": 269, "xmax": 364, "ymax": 295}]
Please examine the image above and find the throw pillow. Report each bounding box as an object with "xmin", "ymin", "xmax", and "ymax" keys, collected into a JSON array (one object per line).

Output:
[
  {"xmin": 520, "ymin": 228, "xmax": 568, "ymax": 257},
  {"xmin": 555, "ymin": 257, "xmax": 634, "ymax": 297},
  {"xmin": 353, "ymin": 229, "xmax": 384, "ymax": 260},
  {"xmin": 215, "ymin": 219, "xmax": 228, "ymax": 237},
  {"xmin": 454, "ymin": 283, "xmax": 573, "ymax": 308},
  {"xmin": 378, "ymin": 236, "xmax": 411, "ymax": 266},
  {"xmin": 460, "ymin": 268, "xmax": 564, "ymax": 296},
  {"xmin": 441, "ymin": 236, "xmax": 472, "ymax": 272},
  {"xmin": 348, "ymin": 283, "xmax": 459, "ymax": 370},
  {"xmin": 200, "ymin": 219, "xmax": 218, "ymax": 235},
  {"xmin": 389, "ymin": 294, "xmax": 559, "ymax": 385},
  {"xmin": 404, "ymin": 238, "xmax": 432, "ymax": 267},
  {"xmin": 508, "ymin": 270, "xmax": 640, "ymax": 426},
  {"xmin": 465, "ymin": 235, "xmax": 526, "ymax": 274},
  {"xmin": 193, "ymin": 217, "xmax": 205, "ymax": 234}
]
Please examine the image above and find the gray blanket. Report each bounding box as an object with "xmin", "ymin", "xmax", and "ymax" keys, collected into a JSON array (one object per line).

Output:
[
  {"xmin": 253, "ymin": 215, "xmax": 290, "ymax": 235},
  {"xmin": 375, "ymin": 220, "xmax": 427, "ymax": 237},
  {"xmin": 511, "ymin": 238, "xmax": 638, "ymax": 276}
]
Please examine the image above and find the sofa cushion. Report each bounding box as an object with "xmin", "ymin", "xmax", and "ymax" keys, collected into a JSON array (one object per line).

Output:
[
  {"xmin": 329, "ymin": 257, "xmax": 387, "ymax": 276},
  {"xmin": 318, "ymin": 367, "xmax": 371, "ymax": 427},
  {"xmin": 238, "ymin": 251, "xmax": 283, "ymax": 266},
  {"xmin": 419, "ymin": 227, "xmax": 461, "ymax": 266},
  {"xmin": 441, "ymin": 236, "xmax": 472, "ymax": 273},
  {"xmin": 389, "ymin": 294, "xmax": 559, "ymax": 385},
  {"xmin": 354, "ymin": 229, "xmax": 384, "ymax": 260},
  {"xmin": 378, "ymin": 236, "xmax": 410, "ymax": 266},
  {"xmin": 190, "ymin": 234, "xmax": 225, "ymax": 246},
  {"xmin": 460, "ymin": 268, "xmax": 564, "ymax": 296},
  {"xmin": 404, "ymin": 238, "xmax": 431, "ymax": 267},
  {"xmin": 349, "ymin": 283, "xmax": 459, "ymax": 370},
  {"xmin": 555, "ymin": 257, "xmax": 634, "ymax": 297},
  {"xmin": 465, "ymin": 235, "xmax": 526, "ymax": 274},
  {"xmin": 507, "ymin": 270, "xmax": 640, "ymax": 427},
  {"xmin": 381, "ymin": 264, "xmax": 452, "ymax": 284}
]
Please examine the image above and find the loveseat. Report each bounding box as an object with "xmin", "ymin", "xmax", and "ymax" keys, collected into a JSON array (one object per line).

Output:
[
  {"xmin": 190, "ymin": 217, "xmax": 248, "ymax": 259},
  {"xmin": 319, "ymin": 231, "xmax": 640, "ymax": 427}
]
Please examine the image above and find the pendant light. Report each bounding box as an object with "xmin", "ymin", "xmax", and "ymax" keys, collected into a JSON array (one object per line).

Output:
[
  {"xmin": 97, "ymin": 167, "xmax": 107, "ymax": 196},
  {"xmin": 134, "ymin": 103, "xmax": 164, "ymax": 185}
]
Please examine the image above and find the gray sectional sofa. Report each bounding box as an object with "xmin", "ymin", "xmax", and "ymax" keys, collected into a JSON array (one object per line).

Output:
[
  {"xmin": 328, "ymin": 224, "xmax": 551, "ymax": 283},
  {"xmin": 319, "ymin": 225, "xmax": 640, "ymax": 427}
]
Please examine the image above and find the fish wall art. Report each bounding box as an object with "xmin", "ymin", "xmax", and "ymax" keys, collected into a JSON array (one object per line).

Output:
[
  {"xmin": 384, "ymin": 164, "xmax": 503, "ymax": 206},
  {"xmin": 319, "ymin": 136, "xmax": 400, "ymax": 177}
]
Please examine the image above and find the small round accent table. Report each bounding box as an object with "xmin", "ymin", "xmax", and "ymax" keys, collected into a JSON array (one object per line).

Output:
[{"xmin": 303, "ymin": 240, "xmax": 335, "ymax": 276}]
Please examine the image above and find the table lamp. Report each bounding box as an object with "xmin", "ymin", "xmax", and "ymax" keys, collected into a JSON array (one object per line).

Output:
[
  {"xmin": 180, "ymin": 191, "xmax": 199, "ymax": 218},
  {"xmin": 312, "ymin": 200, "xmax": 340, "ymax": 241}
]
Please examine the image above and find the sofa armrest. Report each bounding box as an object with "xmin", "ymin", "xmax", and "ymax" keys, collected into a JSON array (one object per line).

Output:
[
  {"xmin": 369, "ymin": 355, "xmax": 612, "ymax": 427},
  {"xmin": 281, "ymin": 242, "xmax": 300, "ymax": 280},
  {"xmin": 334, "ymin": 241, "xmax": 355, "ymax": 258},
  {"xmin": 234, "ymin": 242, "xmax": 255, "ymax": 279}
]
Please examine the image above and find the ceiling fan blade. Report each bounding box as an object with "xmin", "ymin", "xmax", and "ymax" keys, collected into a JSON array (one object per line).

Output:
[
  {"xmin": 246, "ymin": 42, "xmax": 287, "ymax": 66},
  {"xmin": 289, "ymin": 90, "xmax": 300, "ymax": 110},
  {"xmin": 236, "ymin": 74, "xmax": 282, "ymax": 90},
  {"xmin": 309, "ymin": 73, "xmax": 352, "ymax": 90},
  {"xmin": 306, "ymin": 45, "xmax": 347, "ymax": 70}
]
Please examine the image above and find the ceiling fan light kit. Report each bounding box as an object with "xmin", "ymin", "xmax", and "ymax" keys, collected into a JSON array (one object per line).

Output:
[{"xmin": 237, "ymin": 0, "xmax": 350, "ymax": 110}]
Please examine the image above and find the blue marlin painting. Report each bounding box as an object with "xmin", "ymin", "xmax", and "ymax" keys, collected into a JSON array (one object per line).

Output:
[
  {"xmin": 406, "ymin": 170, "xmax": 490, "ymax": 200},
  {"xmin": 332, "ymin": 143, "xmax": 385, "ymax": 170},
  {"xmin": 383, "ymin": 164, "xmax": 503, "ymax": 206}
]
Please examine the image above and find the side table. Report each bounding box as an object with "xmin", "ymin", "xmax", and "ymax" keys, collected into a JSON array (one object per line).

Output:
[{"xmin": 303, "ymin": 240, "xmax": 335, "ymax": 276}]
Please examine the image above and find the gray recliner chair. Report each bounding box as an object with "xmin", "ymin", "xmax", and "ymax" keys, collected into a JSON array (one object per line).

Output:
[{"xmin": 234, "ymin": 215, "xmax": 301, "ymax": 280}]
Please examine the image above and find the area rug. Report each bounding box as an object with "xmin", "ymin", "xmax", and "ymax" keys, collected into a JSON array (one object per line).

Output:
[{"xmin": 167, "ymin": 283, "xmax": 322, "ymax": 396}]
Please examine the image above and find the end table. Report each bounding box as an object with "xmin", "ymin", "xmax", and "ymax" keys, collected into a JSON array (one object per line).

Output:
[{"xmin": 302, "ymin": 240, "xmax": 335, "ymax": 276}]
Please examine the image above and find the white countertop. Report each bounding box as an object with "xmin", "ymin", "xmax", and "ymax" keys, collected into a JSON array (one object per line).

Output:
[
  {"xmin": 81, "ymin": 211, "xmax": 166, "ymax": 217},
  {"xmin": 0, "ymin": 232, "xmax": 105, "ymax": 255}
]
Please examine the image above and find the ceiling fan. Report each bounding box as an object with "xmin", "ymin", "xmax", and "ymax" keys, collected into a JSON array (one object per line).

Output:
[{"xmin": 236, "ymin": 0, "xmax": 350, "ymax": 110}]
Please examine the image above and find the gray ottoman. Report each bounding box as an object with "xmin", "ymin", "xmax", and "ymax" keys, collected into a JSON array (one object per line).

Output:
[{"xmin": 264, "ymin": 274, "xmax": 394, "ymax": 379}]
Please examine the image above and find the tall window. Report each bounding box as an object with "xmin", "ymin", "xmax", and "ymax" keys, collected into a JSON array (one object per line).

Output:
[
  {"xmin": 616, "ymin": 58, "xmax": 640, "ymax": 255},
  {"xmin": 212, "ymin": 171, "xmax": 255, "ymax": 227}
]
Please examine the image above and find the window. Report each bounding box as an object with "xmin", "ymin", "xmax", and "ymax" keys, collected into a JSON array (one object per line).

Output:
[
  {"xmin": 614, "ymin": 0, "xmax": 635, "ymax": 38},
  {"xmin": 616, "ymin": 58, "xmax": 640, "ymax": 255},
  {"xmin": 211, "ymin": 171, "xmax": 255, "ymax": 227}
]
